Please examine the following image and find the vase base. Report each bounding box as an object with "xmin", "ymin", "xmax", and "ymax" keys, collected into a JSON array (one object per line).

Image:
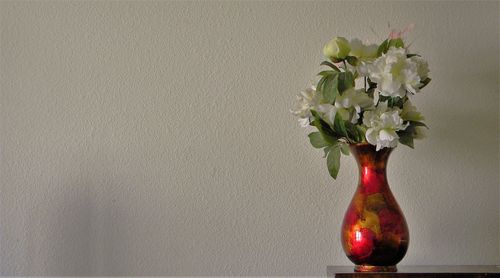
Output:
[{"xmin": 354, "ymin": 265, "xmax": 397, "ymax": 272}]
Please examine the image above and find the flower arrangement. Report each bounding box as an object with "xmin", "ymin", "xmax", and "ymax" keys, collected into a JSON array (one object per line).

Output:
[{"xmin": 291, "ymin": 28, "xmax": 431, "ymax": 179}]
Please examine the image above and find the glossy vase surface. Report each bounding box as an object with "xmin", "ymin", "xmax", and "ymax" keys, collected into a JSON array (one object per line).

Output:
[{"xmin": 341, "ymin": 144, "xmax": 409, "ymax": 272}]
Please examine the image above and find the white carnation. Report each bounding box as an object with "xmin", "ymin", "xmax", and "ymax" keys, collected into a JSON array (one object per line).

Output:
[
  {"xmin": 363, "ymin": 102, "xmax": 409, "ymax": 151},
  {"xmin": 290, "ymin": 85, "xmax": 321, "ymax": 127},
  {"xmin": 410, "ymin": 55, "xmax": 430, "ymax": 80},
  {"xmin": 367, "ymin": 47, "xmax": 421, "ymax": 98}
]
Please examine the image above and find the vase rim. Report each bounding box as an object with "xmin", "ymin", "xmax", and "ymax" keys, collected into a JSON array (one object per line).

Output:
[
  {"xmin": 349, "ymin": 143, "xmax": 397, "ymax": 149},
  {"xmin": 349, "ymin": 143, "xmax": 371, "ymax": 146}
]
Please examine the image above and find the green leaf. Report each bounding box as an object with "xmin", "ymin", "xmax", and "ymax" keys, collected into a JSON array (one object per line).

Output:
[
  {"xmin": 387, "ymin": 97, "xmax": 404, "ymax": 108},
  {"xmin": 353, "ymin": 71, "xmax": 359, "ymax": 79},
  {"xmin": 318, "ymin": 70, "xmax": 335, "ymax": 77},
  {"xmin": 367, "ymin": 78, "xmax": 377, "ymax": 90},
  {"xmin": 323, "ymin": 146, "xmax": 330, "ymax": 158},
  {"xmin": 419, "ymin": 77, "xmax": 431, "ymax": 89},
  {"xmin": 317, "ymin": 76, "xmax": 327, "ymax": 93},
  {"xmin": 397, "ymin": 125, "xmax": 416, "ymax": 149},
  {"xmin": 340, "ymin": 143, "xmax": 350, "ymax": 156},
  {"xmin": 310, "ymin": 109, "xmax": 321, "ymax": 121},
  {"xmin": 392, "ymin": 97, "xmax": 405, "ymax": 108},
  {"xmin": 333, "ymin": 113, "xmax": 348, "ymax": 138},
  {"xmin": 308, "ymin": 132, "xmax": 330, "ymax": 149},
  {"xmin": 323, "ymin": 144, "xmax": 339, "ymax": 158},
  {"xmin": 327, "ymin": 146, "xmax": 341, "ymax": 179},
  {"xmin": 310, "ymin": 110, "xmax": 338, "ymax": 144},
  {"xmin": 388, "ymin": 38, "xmax": 404, "ymax": 49},
  {"xmin": 322, "ymin": 74, "xmax": 339, "ymax": 103},
  {"xmin": 331, "ymin": 57, "xmax": 344, "ymax": 63},
  {"xmin": 409, "ymin": 121, "xmax": 429, "ymax": 128},
  {"xmin": 346, "ymin": 56, "xmax": 359, "ymax": 66},
  {"xmin": 338, "ymin": 71, "xmax": 354, "ymax": 94},
  {"xmin": 320, "ymin": 61, "xmax": 341, "ymax": 72},
  {"xmin": 398, "ymin": 133, "xmax": 414, "ymax": 149},
  {"xmin": 345, "ymin": 121, "xmax": 363, "ymax": 142},
  {"xmin": 377, "ymin": 39, "xmax": 389, "ymax": 56}
]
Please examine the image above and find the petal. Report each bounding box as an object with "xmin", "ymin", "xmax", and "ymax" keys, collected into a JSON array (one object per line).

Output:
[
  {"xmin": 379, "ymin": 129, "xmax": 398, "ymax": 141},
  {"xmin": 365, "ymin": 128, "xmax": 378, "ymax": 146},
  {"xmin": 298, "ymin": 118, "xmax": 310, "ymax": 127}
]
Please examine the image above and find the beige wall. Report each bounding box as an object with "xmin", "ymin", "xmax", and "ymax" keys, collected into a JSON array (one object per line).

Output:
[{"xmin": 1, "ymin": 1, "xmax": 498, "ymax": 276}]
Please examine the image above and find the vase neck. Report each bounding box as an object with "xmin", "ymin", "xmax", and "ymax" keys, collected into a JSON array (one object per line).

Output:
[
  {"xmin": 349, "ymin": 144, "xmax": 392, "ymax": 169},
  {"xmin": 349, "ymin": 144, "xmax": 393, "ymax": 193}
]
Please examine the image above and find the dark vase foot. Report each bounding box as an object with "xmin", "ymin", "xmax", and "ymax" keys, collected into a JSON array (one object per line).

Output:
[{"xmin": 355, "ymin": 265, "xmax": 397, "ymax": 272}]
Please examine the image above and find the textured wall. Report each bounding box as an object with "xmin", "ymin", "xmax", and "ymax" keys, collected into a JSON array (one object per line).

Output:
[{"xmin": 1, "ymin": 1, "xmax": 498, "ymax": 276}]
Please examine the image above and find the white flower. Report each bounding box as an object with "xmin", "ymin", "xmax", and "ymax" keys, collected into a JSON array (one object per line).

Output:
[
  {"xmin": 410, "ymin": 55, "xmax": 430, "ymax": 80},
  {"xmin": 290, "ymin": 85, "xmax": 321, "ymax": 127},
  {"xmin": 316, "ymin": 103, "xmax": 338, "ymax": 125},
  {"xmin": 363, "ymin": 102, "xmax": 409, "ymax": 151},
  {"xmin": 357, "ymin": 62, "xmax": 370, "ymax": 77},
  {"xmin": 349, "ymin": 38, "xmax": 378, "ymax": 61},
  {"xmin": 314, "ymin": 88, "xmax": 373, "ymax": 126},
  {"xmin": 401, "ymin": 101, "xmax": 425, "ymax": 122},
  {"xmin": 367, "ymin": 47, "xmax": 421, "ymax": 98},
  {"xmin": 334, "ymin": 88, "xmax": 373, "ymax": 124}
]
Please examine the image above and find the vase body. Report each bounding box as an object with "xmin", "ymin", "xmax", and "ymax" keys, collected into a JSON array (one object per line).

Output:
[{"xmin": 341, "ymin": 144, "xmax": 409, "ymax": 272}]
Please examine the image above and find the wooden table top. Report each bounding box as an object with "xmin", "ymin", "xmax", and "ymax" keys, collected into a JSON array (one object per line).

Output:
[{"xmin": 327, "ymin": 265, "xmax": 500, "ymax": 277}]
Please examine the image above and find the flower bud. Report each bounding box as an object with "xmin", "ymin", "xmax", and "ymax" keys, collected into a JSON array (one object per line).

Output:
[{"xmin": 323, "ymin": 37, "xmax": 351, "ymax": 60}]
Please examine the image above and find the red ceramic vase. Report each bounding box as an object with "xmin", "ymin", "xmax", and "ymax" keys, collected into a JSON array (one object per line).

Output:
[{"xmin": 341, "ymin": 144, "xmax": 409, "ymax": 272}]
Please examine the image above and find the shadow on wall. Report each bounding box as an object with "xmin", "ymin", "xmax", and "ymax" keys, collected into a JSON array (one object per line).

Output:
[
  {"xmin": 43, "ymin": 181, "xmax": 92, "ymax": 275},
  {"xmin": 30, "ymin": 177, "xmax": 128, "ymax": 275},
  {"xmin": 39, "ymin": 178, "xmax": 185, "ymax": 275}
]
